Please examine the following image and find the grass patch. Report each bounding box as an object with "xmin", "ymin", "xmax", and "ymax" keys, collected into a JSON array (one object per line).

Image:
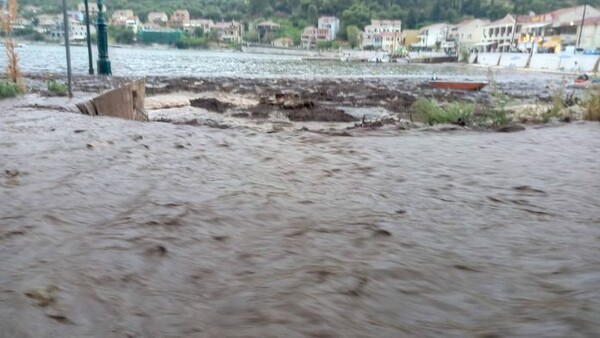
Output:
[
  {"xmin": 411, "ymin": 97, "xmax": 474, "ymax": 125},
  {"xmin": 584, "ymin": 89, "xmax": 600, "ymax": 121},
  {"xmin": 541, "ymin": 90, "xmax": 565, "ymax": 123},
  {"xmin": 0, "ymin": 81, "xmax": 19, "ymax": 99},
  {"xmin": 478, "ymin": 110, "xmax": 513, "ymax": 128},
  {"xmin": 47, "ymin": 80, "xmax": 67, "ymax": 95}
]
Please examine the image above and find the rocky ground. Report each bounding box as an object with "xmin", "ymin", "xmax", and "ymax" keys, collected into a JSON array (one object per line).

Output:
[{"xmin": 17, "ymin": 72, "xmax": 586, "ymax": 133}]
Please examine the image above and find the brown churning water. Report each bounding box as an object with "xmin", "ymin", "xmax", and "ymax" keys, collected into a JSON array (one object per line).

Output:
[{"xmin": 1, "ymin": 109, "xmax": 599, "ymax": 337}]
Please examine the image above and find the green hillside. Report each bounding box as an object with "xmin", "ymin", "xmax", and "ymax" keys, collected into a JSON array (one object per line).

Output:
[{"xmin": 18, "ymin": 0, "xmax": 600, "ymax": 29}]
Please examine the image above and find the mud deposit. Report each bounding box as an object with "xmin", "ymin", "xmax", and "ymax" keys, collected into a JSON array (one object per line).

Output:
[
  {"xmin": 1, "ymin": 106, "xmax": 599, "ymax": 337},
  {"xmin": 22, "ymin": 73, "xmax": 565, "ymax": 115}
]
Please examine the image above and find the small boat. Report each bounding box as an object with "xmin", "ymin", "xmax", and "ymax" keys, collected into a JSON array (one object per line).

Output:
[
  {"xmin": 569, "ymin": 74, "xmax": 600, "ymax": 88},
  {"xmin": 430, "ymin": 80, "xmax": 488, "ymax": 91}
]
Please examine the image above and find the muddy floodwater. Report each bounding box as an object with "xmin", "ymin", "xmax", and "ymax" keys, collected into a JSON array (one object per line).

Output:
[{"xmin": 1, "ymin": 107, "xmax": 600, "ymax": 337}]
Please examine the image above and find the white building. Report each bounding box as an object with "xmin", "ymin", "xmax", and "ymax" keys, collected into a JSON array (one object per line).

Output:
[
  {"xmin": 111, "ymin": 9, "xmax": 135, "ymax": 25},
  {"xmin": 147, "ymin": 12, "xmax": 168, "ymax": 25},
  {"xmin": 318, "ymin": 16, "xmax": 340, "ymax": 41},
  {"xmin": 211, "ymin": 21, "xmax": 244, "ymax": 43},
  {"xmin": 381, "ymin": 32, "xmax": 403, "ymax": 54},
  {"xmin": 362, "ymin": 19, "xmax": 402, "ymax": 49},
  {"xmin": 185, "ymin": 19, "xmax": 214, "ymax": 34},
  {"xmin": 482, "ymin": 14, "xmax": 517, "ymax": 52},
  {"xmin": 528, "ymin": 5, "xmax": 600, "ymax": 50},
  {"xmin": 570, "ymin": 16, "xmax": 600, "ymax": 49},
  {"xmin": 301, "ymin": 26, "xmax": 330, "ymax": 49},
  {"xmin": 36, "ymin": 14, "xmax": 61, "ymax": 33},
  {"xmin": 449, "ymin": 19, "xmax": 489, "ymax": 48},
  {"xmin": 413, "ymin": 23, "xmax": 451, "ymax": 50},
  {"xmin": 169, "ymin": 10, "xmax": 191, "ymax": 29},
  {"xmin": 11, "ymin": 18, "xmax": 31, "ymax": 30},
  {"xmin": 51, "ymin": 16, "xmax": 95, "ymax": 41},
  {"xmin": 125, "ymin": 17, "xmax": 141, "ymax": 33}
]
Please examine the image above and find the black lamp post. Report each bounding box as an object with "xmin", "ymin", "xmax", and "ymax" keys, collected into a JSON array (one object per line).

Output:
[{"xmin": 96, "ymin": 0, "xmax": 111, "ymax": 75}]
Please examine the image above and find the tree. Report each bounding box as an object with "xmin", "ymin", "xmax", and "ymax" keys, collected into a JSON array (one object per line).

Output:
[
  {"xmin": 341, "ymin": 4, "xmax": 371, "ymax": 30},
  {"xmin": 117, "ymin": 29, "xmax": 135, "ymax": 44},
  {"xmin": 346, "ymin": 25, "xmax": 360, "ymax": 49},
  {"xmin": 193, "ymin": 27, "xmax": 204, "ymax": 38},
  {"xmin": 109, "ymin": 26, "xmax": 135, "ymax": 44},
  {"xmin": 406, "ymin": 8, "xmax": 418, "ymax": 29},
  {"xmin": 445, "ymin": 8, "xmax": 459, "ymax": 23},
  {"xmin": 244, "ymin": 30, "xmax": 259, "ymax": 42},
  {"xmin": 249, "ymin": 0, "xmax": 269, "ymax": 16},
  {"xmin": 206, "ymin": 8, "xmax": 223, "ymax": 21},
  {"xmin": 430, "ymin": 0, "xmax": 444, "ymax": 22},
  {"xmin": 316, "ymin": 40, "xmax": 333, "ymax": 49},
  {"xmin": 208, "ymin": 30, "xmax": 220, "ymax": 42},
  {"xmin": 307, "ymin": 4, "xmax": 318, "ymax": 24}
]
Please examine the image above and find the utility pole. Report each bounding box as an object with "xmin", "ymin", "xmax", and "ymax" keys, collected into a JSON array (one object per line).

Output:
[
  {"xmin": 84, "ymin": 0, "xmax": 94, "ymax": 75},
  {"xmin": 510, "ymin": 14, "xmax": 518, "ymax": 52},
  {"xmin": 577, "ymin": 4, "xmax": 587, "ymax": 48},
  {"xmin": 96, "ymin": 0, "xmax": 111, "ymax": 75},
  {"xmin": 61, "ymin": 0, "xmax": 73, "ymax": 97}
]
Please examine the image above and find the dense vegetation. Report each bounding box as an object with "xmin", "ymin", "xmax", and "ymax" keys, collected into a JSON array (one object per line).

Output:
[{"xmin": 19, "ymin": 0, "xmax": 600, "ymax": 30}]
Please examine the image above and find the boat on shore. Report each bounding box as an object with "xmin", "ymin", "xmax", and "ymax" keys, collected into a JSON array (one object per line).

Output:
[
  {"xmin": 569, "ymin": 74, "xmax": 600, "ymax": 88},
  {"xmin": 430, "ymin": 80, "xmax": 488, "ymax": 91}
]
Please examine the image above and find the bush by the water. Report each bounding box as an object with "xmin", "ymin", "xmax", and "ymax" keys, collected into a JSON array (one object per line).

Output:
[
  {"xmin": 584, "ymin": 89, "xmax": 600, "ymax": 121},
  {"xmin": 47, "ymin": 80, "xmax": 67, "ymax": 95},
  {"xmin": 411, "ymin": 98, "xmax": 474, "ymax": 125},
  {"xmin": 175, "ymin": 35, "xmax": 208, "ymax": 49},
  {"xmin": 0, "ymin": 81, "xmax": 19, "ymax": 99}
]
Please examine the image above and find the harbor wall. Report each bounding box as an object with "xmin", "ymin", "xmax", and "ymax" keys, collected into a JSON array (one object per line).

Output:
[
  {"xmin": 477, "ymin": 53, "xmax": 502, "ymax": 66},
  {"xmin": 474, "ymin": 52, "xmax": 600, "ymax": 73},
  {"xmin": 498, "ymin": 53, "xmax": 529, "ymax": 68}
]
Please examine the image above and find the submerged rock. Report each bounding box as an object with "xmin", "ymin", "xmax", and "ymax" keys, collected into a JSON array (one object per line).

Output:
[
  {"xmin": 190, "ymin": 98, "xmax": 233, "ymax": 113},
  {"xmin": 286, "ymin": 107, "xmax": 357, "ymax": 122},
  {"xmin": 495, "ymin": 124, "xmax": 526, "ymax": 133}
]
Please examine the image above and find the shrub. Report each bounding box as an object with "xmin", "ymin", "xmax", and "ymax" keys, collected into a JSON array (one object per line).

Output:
[
  {"xmin": 175, "ymin": 35, "xmax": 208, "ymax": 49},
  {"xmin": 460, "ymin": 47, "xmax": 470, "ymax": 63},
  {"xmin": 444, "ymin": 101, "xmax": 475, "ymax": 124},
  {"xmin": 411, "ymin": 97, "xmax": 474, "ymax": 125},
  {"xmin": 47, "ymin": 80, "xmax": 67, "ymax": 95},
  {"xmin": 487, "ymin": 110, "xmax": 513, "ymax": 128},
  {"xmin": 542, "ymin": 90, "xmax": 565, "ymax": 123},
  {"xmin": 584, "ymin": 89, "xmax": 600, "ymax": 121},
  {"xmin": 0, "ymin": 81, "xmax": 19, "ymax": 99}
]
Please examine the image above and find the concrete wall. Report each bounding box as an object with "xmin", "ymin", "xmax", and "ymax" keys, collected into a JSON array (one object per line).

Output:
[
  {"xmin": 529, "ymin": 54, "xmax": 562, "ymax": 71},
  {"xmin": 476, "ymin": 53, "xmax": 502, "ymax": 66},
  {"xmin": 498, "ymin": 53, "xmax": 529, "ymax": 68},
  {"xmin": 474, "ymin": 52, "xmax": 600, "ymax": 72},
  {"xmin": 468, "ymin": 53, "xmax": 478, "ymax": 64},
  {"xmin": 77, "ymin": 79, "xmax": 147, "ymax": 121},
  {"xmin": 557, "ymin": 55, "xmax": 599, "ymax": 72}
]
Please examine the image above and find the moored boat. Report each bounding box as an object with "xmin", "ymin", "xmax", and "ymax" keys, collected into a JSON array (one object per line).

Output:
[{"xmin": 430, "ymin": 80, "xmax": 488, "ymax": 91}]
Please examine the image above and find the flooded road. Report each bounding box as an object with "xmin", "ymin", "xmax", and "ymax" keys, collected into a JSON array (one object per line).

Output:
[{"xmin": 1, "ymin": 108, "xmax": 600, "ymax": 337}]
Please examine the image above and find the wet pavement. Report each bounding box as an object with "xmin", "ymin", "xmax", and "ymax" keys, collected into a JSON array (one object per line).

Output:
[{"xmin": 1, "ymin": 106, "xmax": 599, "ymax": 337}]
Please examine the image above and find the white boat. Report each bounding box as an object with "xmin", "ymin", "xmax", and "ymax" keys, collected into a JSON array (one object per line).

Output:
[{"xmin": 340, "ymin": 50, "xmax": 390, "ymax": 63}]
